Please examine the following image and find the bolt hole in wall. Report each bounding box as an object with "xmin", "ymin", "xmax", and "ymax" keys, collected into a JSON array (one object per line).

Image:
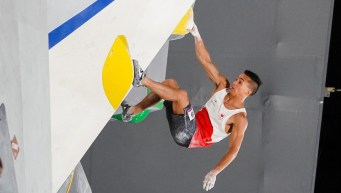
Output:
[{"xmin": 314, "ymin": 1, "xmax": 341, "ymax": 193}]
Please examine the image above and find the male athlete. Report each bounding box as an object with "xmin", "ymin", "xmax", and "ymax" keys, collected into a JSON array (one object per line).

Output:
[{"xmin": 121, "ymin": 22, "xmax": 262, "ymax": 191}]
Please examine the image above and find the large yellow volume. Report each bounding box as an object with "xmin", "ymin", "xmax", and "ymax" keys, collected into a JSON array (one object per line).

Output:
[{"xmin": 102, "ymin": 35, "xmax": 134, "ymax": 110}]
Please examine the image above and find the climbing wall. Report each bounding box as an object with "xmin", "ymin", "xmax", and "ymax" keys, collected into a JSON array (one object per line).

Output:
[{"xmin": 0, "ymin": 0, "xmax": 195, "ymax": 192}]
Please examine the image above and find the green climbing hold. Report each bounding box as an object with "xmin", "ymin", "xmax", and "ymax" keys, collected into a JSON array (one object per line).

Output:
[{"xmin": 112, "ymin": 89, "xmax": 164, "ymax": 123}]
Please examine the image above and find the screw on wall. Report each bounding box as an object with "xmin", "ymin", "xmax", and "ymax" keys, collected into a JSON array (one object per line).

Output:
[{"xmin": 325, "ymin": 87, "xmax": 341, "ymax": 97}]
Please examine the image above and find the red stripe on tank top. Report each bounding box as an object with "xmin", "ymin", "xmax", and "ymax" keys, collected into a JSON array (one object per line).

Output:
[{"xmin": 189, "ymin": 107, "xmax": 214, "ymax": 148}]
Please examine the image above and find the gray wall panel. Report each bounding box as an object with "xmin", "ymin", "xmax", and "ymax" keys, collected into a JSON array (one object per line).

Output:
[
  {"xmin": 193, "ymin": 0, "xmax": 277, "ymax": 55},
  {"xmin": 275, "ymin": 0, "xmax": 333, "ymax": 56},
  {"xmin": 262, "ymin": 96, "xmax": 322, "ymax": 193},
  {"xmin": 1, "ymin": 0, "xmax": 52, "ymax": 192},
  {"xmin": 268, "ymin": 56, "xmax": 325, "ymax": 98},
  {"xmin": 1, "ymin": 1, "xmax": 27, "ymax": 192},
  {"xmin": 17, "ymin": 0, "xmax": 52, "ymax": 191}
]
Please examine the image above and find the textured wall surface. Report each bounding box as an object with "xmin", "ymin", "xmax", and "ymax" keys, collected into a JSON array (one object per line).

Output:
[{"xmin": 0, "ymin": 0, "xmax": 51, "ymax": 192}]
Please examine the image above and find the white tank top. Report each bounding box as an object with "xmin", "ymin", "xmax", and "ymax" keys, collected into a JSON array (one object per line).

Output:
[{"xmin": 204, "ymin": 89, "xmax": 247, "ymax": 143}]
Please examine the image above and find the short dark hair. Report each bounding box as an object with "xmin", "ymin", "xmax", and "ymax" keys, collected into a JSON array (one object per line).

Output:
[{"xmin": 244, "ymin": 70, "xmax": 262, "ymax": 95}]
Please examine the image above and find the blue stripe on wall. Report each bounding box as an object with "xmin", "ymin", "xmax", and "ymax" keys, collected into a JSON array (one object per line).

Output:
[{"xmin": 48, "ymin": 0, "xmax": 114, "ymax": 49}]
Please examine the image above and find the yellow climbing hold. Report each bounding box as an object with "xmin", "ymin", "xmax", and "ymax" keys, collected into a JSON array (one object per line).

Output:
[{"xmin": 102, "ymin": 35, "xmax": 134, "ymax": 110}]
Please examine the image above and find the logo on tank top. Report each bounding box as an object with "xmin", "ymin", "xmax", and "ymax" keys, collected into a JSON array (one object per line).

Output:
[
  {"xmin": 210, "ymin": 98, "xmax": 218, "ymax": 107},
  {"xmin": 219, "ymin": 113, "xmax": 225, "ymax": 119}
]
